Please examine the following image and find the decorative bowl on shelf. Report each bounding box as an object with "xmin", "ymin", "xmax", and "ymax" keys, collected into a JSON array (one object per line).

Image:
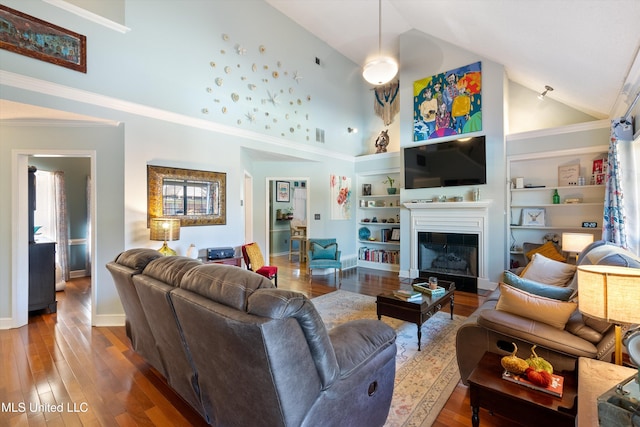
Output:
[{"xmin": 358, "ymin": 227, "xmax": 371, "ymax": 240}]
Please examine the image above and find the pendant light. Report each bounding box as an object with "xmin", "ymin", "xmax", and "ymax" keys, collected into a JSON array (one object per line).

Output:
[{"xmin": 362, "ymin": 0, "xmax": 398, "ymax": 86}]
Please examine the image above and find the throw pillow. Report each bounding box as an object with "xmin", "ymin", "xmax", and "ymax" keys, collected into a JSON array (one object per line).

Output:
[
  {"xmin": 244, "ymin": 243, "xmax": 265, "ymax": 271},
  {"xmin": 311, "ymin": 242, "xmax": 337, "ymax": 260},
  {"xmin": 525, "ymin": 241, "xmax": 566, "ymax": 262},
  {"xmin": 502, "ymin": 271, "xmax": 574, "ymax": 301},
  {"xmin": 520, "ymin": 253, "xmax": 576, "ymax": 286},
  {"xmin": 496, "ymin": 283, "xmax": 577, "ymax": 329}
]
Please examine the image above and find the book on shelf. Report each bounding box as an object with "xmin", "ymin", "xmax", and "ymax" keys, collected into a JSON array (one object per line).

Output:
[
  {"xmin": 392, "ymin": 290, "xmax": 422, "ymax": 302},
  {"xmin": 412, "ymin": 283, "xmax": 446, "ymax": 296},
  {"xmin": 502, "ymin": 370, "xmax": 564, "ymax": 397}
]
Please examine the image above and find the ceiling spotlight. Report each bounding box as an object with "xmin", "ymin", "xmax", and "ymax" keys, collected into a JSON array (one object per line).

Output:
[
  {"xmin": 362, "ymin": 0, "xmax": 398, "ymax": 86},
  {"xmin": 538, "ymin": 85, "xmax": 554, "ymax": 100},
  {"xmin": 348, "ymin": 127, "xmax": 358, "ymax": 134}
]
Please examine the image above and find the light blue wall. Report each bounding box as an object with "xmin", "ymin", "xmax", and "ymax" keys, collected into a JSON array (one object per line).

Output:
[{"xmin": 0, "ymin": 0, "xmax": 609, "ymax": 325}]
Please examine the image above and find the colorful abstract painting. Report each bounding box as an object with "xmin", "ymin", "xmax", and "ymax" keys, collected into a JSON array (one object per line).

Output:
[
  {"xmin": 413, "ymin": 61, "xmax": 482, "ymax": 141},
  {"xmin": 330, "ymin": 174, "xmax": 352, "ymax": 220}
]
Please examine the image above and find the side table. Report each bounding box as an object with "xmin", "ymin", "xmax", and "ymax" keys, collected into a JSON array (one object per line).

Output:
[
  {"xmin": 577, "ymin": 357, "xmax": 637, "ymax": 427},
  {"xmin": 467, "ymin": 352, "xmax": 577, "ymax": 427}
]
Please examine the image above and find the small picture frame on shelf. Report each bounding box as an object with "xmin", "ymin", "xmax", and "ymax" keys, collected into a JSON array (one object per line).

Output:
[
  {"xmin": 367, "ymin": 201, "xmax": 376, "ymax": 207},
  {"xmin": 362, "ymin": 184, "xmax": 372, "ymax": 196},
  {"xmin": 521, "ymin": 208, "xmax": 546, "ymax": 226},
  {"xmin": 558, "ymin": 164, "xmax": 580, "ymax": 186},
  {"xmin": 390, "ymin": 228, "xmax": 400, "ymax": 241}
]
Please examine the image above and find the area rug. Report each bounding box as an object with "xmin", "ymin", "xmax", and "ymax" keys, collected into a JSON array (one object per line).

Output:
[{"xmin": 312, "ymin": 290, "xmax": 466, "ymax": 427}]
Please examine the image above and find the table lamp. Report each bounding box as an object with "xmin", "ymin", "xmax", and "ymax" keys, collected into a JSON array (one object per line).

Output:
[
  {"xmin": 150, "ymin": 217, "xmax": 180, "ymax": 256},
  {"xmin": 577, "ymin": 265, "xmax": 640, "ymax": 365},
  {"xmin": 562, "ymin": 232, "xmax": 594, "ymax": 263}
]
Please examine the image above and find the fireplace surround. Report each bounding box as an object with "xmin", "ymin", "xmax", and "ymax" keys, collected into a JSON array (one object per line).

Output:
[{"xmin": 404, "ymin": 201, "xmax": 491, "ymax": 293}]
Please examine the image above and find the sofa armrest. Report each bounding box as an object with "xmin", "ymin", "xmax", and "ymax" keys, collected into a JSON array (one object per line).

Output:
[
  {"xmin": 329, "ymin": 319, "xmax": 396, "ymax": 378},
  {"xmin": 478, "ymin": 310, "xmax": 598, "ymax": 358}
]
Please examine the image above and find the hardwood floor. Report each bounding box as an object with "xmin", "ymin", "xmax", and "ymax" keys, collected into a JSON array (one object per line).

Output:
[{"xmin": 0, "ymin": 255, "xmax": 515, "ymax": 426}]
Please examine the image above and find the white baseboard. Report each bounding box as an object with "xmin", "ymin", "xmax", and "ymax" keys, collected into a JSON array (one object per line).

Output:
[
  {"xmin": 70, "ymin": 270, "xmax": 89, "ymax": 279},
  {"xmin": 93, "ymin": 314, "xmax": 126, "ymax": 327}
]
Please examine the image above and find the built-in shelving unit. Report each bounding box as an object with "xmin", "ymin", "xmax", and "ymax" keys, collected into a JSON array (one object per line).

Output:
[
  {"xmin": 507, "ymin": 146, "xmax": 607, "ymax": 266},
  {"xmin": 356, "ymin": 173, "xmax": 401, "ymax": 271}
]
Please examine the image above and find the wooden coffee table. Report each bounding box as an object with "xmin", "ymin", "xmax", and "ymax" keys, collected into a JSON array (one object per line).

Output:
[
  {"xmin": 467, "ymin": 352, "xmax": 577, "ymax": 427},
  {"xmin": 376, "ymin": 279, "xmax": 454, "ymax": 351}
]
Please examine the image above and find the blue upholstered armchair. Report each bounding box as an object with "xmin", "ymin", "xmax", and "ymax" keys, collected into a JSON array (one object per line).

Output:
[{"xmin": 307, "ymin": 238, "xmax": 342, "ymax": 283}]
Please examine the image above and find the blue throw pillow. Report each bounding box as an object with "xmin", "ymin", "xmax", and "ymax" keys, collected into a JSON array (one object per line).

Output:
[
  {"xmin": 312, "ymin": 242, "xmax": 337, "ymax": 260},
  {"xmin": 503, "ymin": 270, "xmax": 574, "ymax": 301}
]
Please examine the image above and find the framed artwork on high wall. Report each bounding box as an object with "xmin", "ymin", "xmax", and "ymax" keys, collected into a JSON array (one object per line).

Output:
[{"xmin": 0, "ymin": 5, "xmax": 87, "ymax": 73}]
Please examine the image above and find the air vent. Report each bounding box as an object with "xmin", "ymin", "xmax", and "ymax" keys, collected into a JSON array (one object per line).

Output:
[{"xmin": 315, "ymin": 128, "xmax": 325, "ymax": 143}]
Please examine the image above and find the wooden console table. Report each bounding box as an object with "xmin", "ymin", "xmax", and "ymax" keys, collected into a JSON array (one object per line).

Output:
[{"xmin": 202, "ymin": 256, "xmax": 243, "ymax": 267}]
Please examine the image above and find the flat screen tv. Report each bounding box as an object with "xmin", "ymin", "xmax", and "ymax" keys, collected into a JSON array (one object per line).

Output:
[{"xmin": 404, "ymin": 136, "xmax": 486, "ymax": 189}]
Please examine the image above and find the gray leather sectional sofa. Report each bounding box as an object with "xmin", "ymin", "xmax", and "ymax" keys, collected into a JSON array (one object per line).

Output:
[
  {"xmin": 456, "ymin": 240, "xmax": 640, "ymax": 384},
  {"xmin": 107, "ymin": 249, "xmax": 397, "ymax": 426}
]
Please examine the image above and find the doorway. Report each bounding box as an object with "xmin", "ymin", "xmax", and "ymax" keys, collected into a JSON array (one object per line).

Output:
[
  {"xmin": 265, "ymin": 177, "xmax": 310, "ymax": 261},
  {"xmin": 13, "ymin": 151, "xmax": 96, "ymax": 328}
]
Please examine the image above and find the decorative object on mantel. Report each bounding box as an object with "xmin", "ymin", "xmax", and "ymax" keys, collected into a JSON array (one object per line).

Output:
[
  {"xmin": 413, "ymin": 61, "xmax": 482, "ymax": 141},
  {"xmin": 375, "ymin": 129, "xmax": 390, "ymax": 153},
  {"xmin": 0, "ymin": 5, "xmax": 87, "ymax": 73},
  {"xmin": 374, "ymin": 80, "xmax": 400, "ymax": 125}
]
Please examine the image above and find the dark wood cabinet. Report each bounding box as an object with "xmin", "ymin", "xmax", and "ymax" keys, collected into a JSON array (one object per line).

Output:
[{"xmin": 29, "ymin": 241, "xmax": 57, "ymax": 313}]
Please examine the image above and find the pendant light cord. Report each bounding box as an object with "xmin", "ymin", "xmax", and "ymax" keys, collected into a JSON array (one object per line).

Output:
[{"xmin": 378, "ymin": 0, "xmax": 382, "ymax": 55}]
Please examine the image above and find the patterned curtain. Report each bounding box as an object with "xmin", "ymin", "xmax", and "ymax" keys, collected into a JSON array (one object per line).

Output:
[
  {"xmin": 602, "ymin": 120, "xmax": 628, "ymax": 248},
  {"xmin": 54, "ymin": 171, "xmax": 70, "ymax": 282}
]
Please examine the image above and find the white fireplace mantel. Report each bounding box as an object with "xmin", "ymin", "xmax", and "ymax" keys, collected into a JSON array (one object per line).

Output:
[{"xmin": 404, "ymin": 201, "xmax": 492, "ymax": 290}]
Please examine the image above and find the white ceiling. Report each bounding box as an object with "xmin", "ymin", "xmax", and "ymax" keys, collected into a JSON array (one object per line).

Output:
[{"xmin": 266, "ymin": 0, "xmax": 640, "ymax": 118}]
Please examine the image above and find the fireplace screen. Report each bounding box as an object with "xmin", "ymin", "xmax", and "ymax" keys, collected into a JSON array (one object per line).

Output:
[{"xmin": 418, "ymin": 232, "xmax": 478, "ymax": 278}]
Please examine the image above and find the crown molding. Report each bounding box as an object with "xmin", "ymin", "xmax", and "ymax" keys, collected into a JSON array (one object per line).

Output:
[
  {"xmin": 42, "ymin": 0, "xmax": 130, "ymax": 33},
  {"xmin": 0, "ymin": 71, "xmax": 354, "ymax": 162},
  {"xmin": 506, "ymin": 119, "xmax": 610, "ymax": 142}
]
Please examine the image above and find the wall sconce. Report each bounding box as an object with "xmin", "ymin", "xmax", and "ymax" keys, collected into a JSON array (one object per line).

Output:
[
  {"xmin": 538, "ymin": 85, "xmax": 554, "ymax": 100},
  {"xmin": 150, "ymin": 217, "xmax": 181, "ymax": 256},
  {"xmin": 348, "ymin": 127, "xmax": 358, "ymax": 134}
]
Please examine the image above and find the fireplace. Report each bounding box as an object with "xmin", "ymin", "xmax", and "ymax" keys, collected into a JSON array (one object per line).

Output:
[
  {"xmin": 418, "ymin": 232, "xmax": 478, "ymax": 292},
  {"xmin": 404, "ymin": 200, "xmax": 491, "ymax": 293}
]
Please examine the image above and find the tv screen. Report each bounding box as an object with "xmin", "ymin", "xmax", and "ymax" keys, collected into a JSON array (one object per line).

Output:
[{"xmin": 404, "ymin": 136, "xmax": 486, "ymax": 189}]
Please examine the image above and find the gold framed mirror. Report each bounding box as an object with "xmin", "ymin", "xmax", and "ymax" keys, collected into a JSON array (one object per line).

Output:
[{"xmin": 147, "ymin": 165, "xmax": 226, "ymax": 226}]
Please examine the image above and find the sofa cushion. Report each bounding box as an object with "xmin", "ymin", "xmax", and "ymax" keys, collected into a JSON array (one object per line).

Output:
[
  {"xmin": 520, "ymin": 253, "xmax": 576, "ymax": 286},
  {"xmin": 114, "ymin": 248, "xmax": 163, "ymax": 271},
  {"xmin": 311, "ymin": 242, "xmax": 338, "ymax": 260},
  {"xmin": 502, "ymin": 271, "xmax": 574, "ymax": 301},
  {"xmin": 496, "ymin": 283, "xmax": 577, "ymax": 329},
  {"xmin": 525, "ymin": 241, "xmax": 566, "ymax": 262},
  {"xmin": 180, "ymin": 263, "xmax": 275, "ymax": 311}
]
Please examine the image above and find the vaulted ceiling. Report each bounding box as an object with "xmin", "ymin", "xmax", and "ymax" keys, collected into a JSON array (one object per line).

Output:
[{"xmin": 267, "ymin": 0, "xmax": 640, "ymax": 119}]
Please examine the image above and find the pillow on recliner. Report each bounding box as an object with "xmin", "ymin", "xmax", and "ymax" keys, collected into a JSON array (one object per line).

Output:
[
  {"xmin": 311, "ymin": 242, "xmax": 337, "ymax": 259},
  {"xmin": 496, "ymin": 283, "xmax": 577, "ymax": 329},
  {"xmin": 520, "ymin": 253, "xmax": 576, "ymax": 286},
  {"xmin": 502, "ymin": 271, "xmax": 574, "ymax": 301},
  {"xmin": 525, "ymin": 241, "xmax": 566, "ymax": 262}
]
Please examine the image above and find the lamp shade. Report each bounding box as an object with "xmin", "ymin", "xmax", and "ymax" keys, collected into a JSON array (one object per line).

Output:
[
  {"xmin": 577, "ymin": 265, "xmax": 640, "ymax": 324},
  {"xmin": 562, "ymin": 233, "xmax": 594, "ymax": 253},
  {"xmin": 149, "ymin": 218, "xmax": 180, "ymax": 242},
  {"xmin": 362, "ymin": 57, "xmax": 398, "ymax": 85}
]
